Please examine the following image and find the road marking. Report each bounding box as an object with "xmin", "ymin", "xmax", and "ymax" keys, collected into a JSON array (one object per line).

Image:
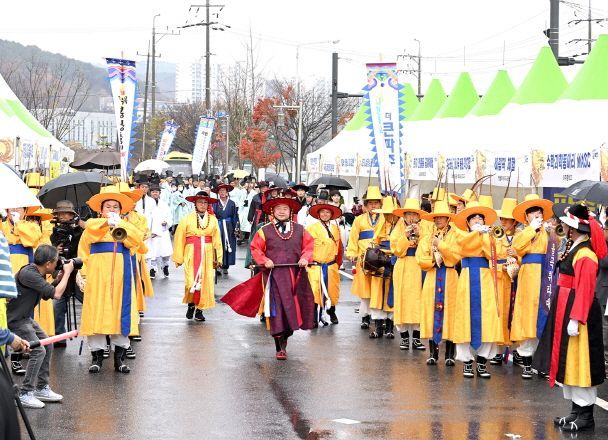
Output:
[
  {"xmin": 240, "ymin": 342, "xmax": 250, "ymax": 349},
  {"xmin": 332, "ymin": 418, "xmax": 360, "ymax": 425},
  {"xmin": 339, "ymin": 270, "xmax": 353, "ymax": 280}
]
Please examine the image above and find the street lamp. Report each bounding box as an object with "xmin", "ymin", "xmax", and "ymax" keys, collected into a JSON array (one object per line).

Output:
[
  {"xmin": 273, "ymin": 102, "xmax": 303, "ymax": 183},
  {"xmin": 295, "ymin": 39, "xmax": 340, "ymax": 96}
]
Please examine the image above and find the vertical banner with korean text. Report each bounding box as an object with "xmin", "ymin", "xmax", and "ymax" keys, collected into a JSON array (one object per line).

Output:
[
  {"xmin": 156, "ymin": 121, "xmax": 180, "ymax": 161},
  {"xmin": 191, "ymin": 117, "xmax": 215, "ymax": 176},
  {"xmin": 363, "ymin": 63, "xmax": 404, "ymax": 195},
  {"xmin": 106, "ymin": 58, "xmax": 136, "ymax": 182}
]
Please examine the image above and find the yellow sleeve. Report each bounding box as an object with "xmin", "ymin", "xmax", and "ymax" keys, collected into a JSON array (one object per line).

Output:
[
  {"xmin": 346, "ymin": 218, "xmax": 361, "ymax": 258},
  {"xmin": 512, "ymin": 226, "xmax": 537, "ymax": 256},
  {"xmin": 212, "ymin": 217, "xmax": 223, "ymax": 264},
  {"xmin": 390, "ymin": 220, "xmax": 410, "ymax": 258},
  {"xmin": 172, "ymin": 217, "xmax": 187, "ymax": 266},
  {"xmin": 437, "ymin": 231, "xmax": 461, "ymax": 267},
  {"xmin": 84, "ymin": 218, "xmax": 111, "ymax": 241},
  {"xmin": 15, "ymin": 221, "xmax": 43, "ymax": 247},
  {"xmin": 118, "ymin": 220, "xmax": 144, "ymax": 252},
  {"xmin": 415, "ymin": 234, "xmax": 434, "ymax": 270}
]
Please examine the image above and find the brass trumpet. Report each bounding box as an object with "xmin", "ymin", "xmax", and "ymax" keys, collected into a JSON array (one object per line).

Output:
[
  {"xmin": 555, "ymin": 224, "xmax": 566, "ymax": 238},
  {"xmin": 491, "ymin": 225, "xmax": 505, "ymax": 239},
  {"xmin": 111, "ymin": 227, "xmax": 127, "ymax": 242}
]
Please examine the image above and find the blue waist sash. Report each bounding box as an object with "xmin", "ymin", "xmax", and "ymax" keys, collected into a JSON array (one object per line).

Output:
[
  {"xmin": 379, "ymin": 240, "xmax": 390, "ymax": 250},
  {"xmin": 433, "ymin": 265, "xmax": 447, "ymax": 344},
  {"xmin": 8, "ymin": 244, "xmax": 34, "ymax": 263},
  {"xmin": 522, "ymin": 253, "xmax": 544, "ymax": 265},
  {"xmin": 461, "ymin": 257, "xmax": 489, "ymax": 350},
  {"xmin": 496, "ymin": 259, "xmax": 507, "ymax": 264},
  {"xmin": 358, "ymin": 230, "xmax": 374, "ymax": 240},
  {"xmin": 406, "ymin": 248, "xmax": 416, "ymax": 257},
  {"xmin": 90, "ymin": 242, "xmax": 133, "ymax": 337}
]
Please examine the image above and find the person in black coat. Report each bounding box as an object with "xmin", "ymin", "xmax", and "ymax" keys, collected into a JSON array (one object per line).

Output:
[
  {"xmin": 596, "ymin": 218, "xmax": 608, "ymax": 376},
  {"xmin": 213, "ymin": 184, "xmax": 240, "ymax": 275}
]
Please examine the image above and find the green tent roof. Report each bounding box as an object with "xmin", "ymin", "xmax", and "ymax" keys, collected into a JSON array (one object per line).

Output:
[
  {"xmin": 511, "ymin": 46, "xmax": 568, "ymax": 104},
  {"xmin": 561, "ymin": 34, "xmax": 608, "ymax": 100},
  {"xmin": 345, "ymin": 83, "xmax": 418, "ymax": 131},
  {"xmin": 409, "ymin": 79, "xmax": 447, "ymax": 121},
  {"xmin": 435, "ymin": 72, "xmax": 479, "ymax": 118},
  {"xmin": 470, "ymin": 70, "xmax": 516, "ymax": 116}
]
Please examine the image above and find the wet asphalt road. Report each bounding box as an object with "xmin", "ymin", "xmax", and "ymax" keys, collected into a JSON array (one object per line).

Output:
[{"xmin": 13, "ymin": 247, "xmax": 608, "ymax": 440}]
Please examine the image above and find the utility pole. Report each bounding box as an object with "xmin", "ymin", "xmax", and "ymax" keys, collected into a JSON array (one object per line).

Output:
[
  {"xmin": 414, "ymin": 39, "xmax": 421, "ymax": 97},
  {"xmin": 151, "ymin": 14, "xmax": 160, "ymax": 121},
  {"xmin": 330, "ymin": 52, "xmax": 363, "ymax": 138},
  {"xmin": 549, "ymin": 0, "xmax": 559, "ymax": 59},
  {"xmin": 397, "ymin": 40, "xmax": 422, "ymax": 98},
  {"xmin": 137, "ymin": 41, "xmax": 156, "ymax": 160}
]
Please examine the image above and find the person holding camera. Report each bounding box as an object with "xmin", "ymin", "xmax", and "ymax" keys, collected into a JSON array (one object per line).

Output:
[
  {"xmin": 50, "ymin": 200, "xmax": 84, "ymax": 343},
  {"xmin": 8, "ymin": 244, "xmax": 73, "ymax": 409}
]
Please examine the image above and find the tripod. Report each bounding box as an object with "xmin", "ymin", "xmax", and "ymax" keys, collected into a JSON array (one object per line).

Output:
[{"xmin": 0, "ymin": 351, "xmax": 36, "ymax": 439}]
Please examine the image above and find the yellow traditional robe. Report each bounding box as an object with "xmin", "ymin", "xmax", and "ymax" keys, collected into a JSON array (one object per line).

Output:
[
  {"xmin": 495, "ymin": 232, "xmax": 518, "ymax": 344},
  {"xmin": 510, "ymin": 225, "xmax": 548, "ymax": 341},
  {"xmin": 33, "ymin": 222, "xmax": 55, "ymax": 336},
  {"xmin": 368, "ymin": 219, "xmax": 396, "ymax": 312},
  {"xmin": 78, "ymin": 218, "xmax": 144, "ymax": 336},
  {"xmin": 390, "ymin": 219, "xmax": 423, "ymax": 325},
  {"xmin": 416, "ymin": 226, "xmax": 460, "ymax": 341},
  {"xmin": 452, "ymin": 231, "xmax": 503, "ymax": 344},
  {"xmin": 306, "ymin": 221, "xmax": 341, "ymax": 307},
  {"xmin": 346, "ymin": 213, "xmax": 384, "ymax": 299},
  {"xmin": 126, "ymin": 210, "xmax": 154, "ymax": 312},
  {"xmin": 172, "ymin": 211, "xmax": 223, "ymax": 310}
]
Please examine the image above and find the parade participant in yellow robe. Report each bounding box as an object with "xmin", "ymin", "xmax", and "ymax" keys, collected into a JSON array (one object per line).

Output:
[
  {"xmin": 416, "ymin": 199, "xmax": 461, "ymax": 366},
  {"xmin": 2, "ymin": 206, "xmax": 43, "ymax": 374},
  {"xmin": 392, "ymin": 198, "xmax": 427, "ymax": 351},
  {"xmin": 511, "ymin": 193, "xmax": 553, "ymax": 379},
  {"xmin": 368, "ymin": 196, "xmax": 400, "ymax": 339},
  {"xmin": 452, "ymin": 201, "xmax": 502, "ymax": 379},
  {"xmin": 306, "ymin": 203, "xmax": 343, "ymax": 326},
  {"xmin": 173, "ymin": 191, "xmax": 223, "ymax": 322},
  {"xmin": 78, "ymin": 190, "xmax": 144, "ymax": 374},
  {"xmin": 490, "ymin": 198, "xmax": 520, "ymax": 365},
  {"xmin": 346, "ymin": 186, "xmax": 384, "ymax": 329},
  {"xmin": 26, "ymin": 208, "xmax": 57, "ymax": 337}
]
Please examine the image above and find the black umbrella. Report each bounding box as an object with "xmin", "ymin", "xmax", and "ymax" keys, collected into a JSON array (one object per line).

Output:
[
  {"xmin": 264, "ymin": 173, "xmax": 288, "ymax": 188},
  {"xmin": 38, "ymin": 172, "xmax": 111, "ymax": 211},
  {"xmin": 561, "ymin": 180, "xmax": 608, "ymax": 205},
  {"xmin": 310, "ymin": 176, "xmax": 352, "ymax": 190},
  {"xmin": 70, "ymin": 150, "xmax": 121, "ymax": 170}
]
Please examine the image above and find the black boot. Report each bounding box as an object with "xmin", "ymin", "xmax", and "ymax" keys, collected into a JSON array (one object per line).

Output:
[
  {"xmin": 554, "ymin": 401, "xmax": 580, "ymax": 426},
  {"xmin": 562, "ymin": 404, "xmax": 595, "ymax": 432},
  {"xmin": 88, "ymin": 350, "xmax": 104, "ymax": 373},
  {"xmin": 427, "ymin": 340, "xmax": 439, "ymax": 365},
  {"xmin": 412, "ymin": 330, "xmax": 426, "ymax": 350},
  {"xmin": 463, "ymin": 361, "xmax": 474, "ymax": 378},
  {"xmin": 512, "ymin": 349, "xmax": 524, "ymax": 366},
  {"xmin": 360, "ymin": 314, "xmax": 371, "ymax": 329},
  {"xmin": 260, "ymin": 313, "xmax": 266, "ymax": 323},
  {"xmin": 126, "ymin": 346, "xmax": 136, "ymax": 359},
  {"xmin": 476, "ymin": 356, "xmax": 491, "ymax": 378},
  {"xmin": 384, "ymin": 319, "xmax": 395, "ymax": 339},
  {"xmin": 445, "ymin": 341, "xmax": 456, "ymax": 366},
  {"xmin": 399, "ymin": 331, "xmax": 410, "ymax": 350},
  {"xmin": 194, "ymin": 308, "xmax": 205, "ymax": 322},
  {"xmin": 489, "ymin": 353, "xmax": 503, "ymax": 365},
  {"xmin": 114, "ymin": 346, "xmax": 131, "ymax": 374},
  {"xmin": 369, "ymin": 319, "xmax": 384, "ymax": 338},
  {"xmin": 521, "ymin": 356, "xmax": 533, "ymax": 379},
  {"xmin": 327, "ymin": 306, "xmax": 339, "ymax": 324},
  {"xmin": 186, "ymin": 303, "xmax": 195, "ymax": 320}
]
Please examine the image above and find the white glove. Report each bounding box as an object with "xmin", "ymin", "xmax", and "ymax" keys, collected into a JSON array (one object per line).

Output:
[
  {"xmin": 529, "ymin": 217, "xmax": 543, "ymax": 231},
  {"xmin": 567, "ymin": 319, "xmax": 579, "ymax": 337},
  {"xmin": 471, "ymin": 223, "xmax": 483, "ymax": 232},
  {"xmin": 107, "ymin": 213, "xmax": 120, "ymax": 228},
  {"xmin": 478, "ymin": 225, "xmax": 490, "ymax": 234},
  {"xmin": 10, "ymin": 211, "xmax": 20, "ymax": 224}
]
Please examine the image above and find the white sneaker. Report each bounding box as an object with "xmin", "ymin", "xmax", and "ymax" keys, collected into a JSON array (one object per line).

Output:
[
  {"xmin": 33, "ymin": 385, "xmax": 63, "ymax": 402},
  {"xmin": 19, "ymin": 391, "xmax": 45, "ymax": 409}
]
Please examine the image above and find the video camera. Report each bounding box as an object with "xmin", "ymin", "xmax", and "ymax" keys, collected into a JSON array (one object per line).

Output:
[{"xmin": 55, "ymin": 256, "xmax": 83, "ymax": 272}]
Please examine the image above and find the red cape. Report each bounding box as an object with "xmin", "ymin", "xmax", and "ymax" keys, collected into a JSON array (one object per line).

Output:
[{"xmin": 220, "ymin": 272, "xmax": 265, "ymax": 318}]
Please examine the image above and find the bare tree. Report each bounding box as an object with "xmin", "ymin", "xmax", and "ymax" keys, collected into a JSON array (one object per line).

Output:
[{"xmin": 2, "ymin": 53, "xmax": 91, "ymax": 140}]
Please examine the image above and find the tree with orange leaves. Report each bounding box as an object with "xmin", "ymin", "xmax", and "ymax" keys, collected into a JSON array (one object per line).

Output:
[{"xmin": 239, "ymin": 127, "xmax": 281, "ymax": 169}]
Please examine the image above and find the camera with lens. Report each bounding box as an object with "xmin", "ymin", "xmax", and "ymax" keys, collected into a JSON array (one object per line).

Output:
[{"xmin": 56, "ymin": 256, "xmax": 83, "ymax": 272}]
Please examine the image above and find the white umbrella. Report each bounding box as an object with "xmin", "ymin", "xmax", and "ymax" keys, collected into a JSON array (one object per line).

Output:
[
  {"xmin": 134, "ymin": 159, "xmax": 170, "ymax": 174},
  {"xmin": 0, "ymin": 164, "xmax": 41, "ymax": 209}
]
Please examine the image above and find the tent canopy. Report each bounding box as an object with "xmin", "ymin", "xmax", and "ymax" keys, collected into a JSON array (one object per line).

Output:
[{"xmin": 435, "ymin": 72, "xmax": 479, "ymax": 118}]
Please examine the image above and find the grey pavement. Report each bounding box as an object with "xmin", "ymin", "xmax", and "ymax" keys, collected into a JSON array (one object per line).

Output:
[{"xmin": 14, "ymin": 247, "xmax": 608, "ymax": 439}]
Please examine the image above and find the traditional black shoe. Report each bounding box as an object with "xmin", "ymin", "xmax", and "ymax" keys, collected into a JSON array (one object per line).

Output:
[
  {"xmin": 194, "ymin": 309, "xmax": 205, "ymax": 322},
  {"xmin": 186, "ymin": 304, "xmax": 195, "ymax": 320},
  {"xmin": 222, "ymin": 268, "xmax": 228, "ymax": 275},
  {"xmin": 369, "ymin": 320, "xmax": 384, "ymax": 338},
  {"xmin": 412, "ymin": 339, "xmax": 426, "ymax": 350},
  {"xmin": 476, "ymin": 356, "xmax": 491, "ymax": 378},
  {"xmin": 521, "ymin": 356, "xmax": 533, "ymax": 379},
  {"xmin": 327, "ymin": 306, "xmax": 339, "ymax": 324},
  {"xmin": 489, "ymin": 353, "xmax": 503, "ymax": 365},
  {"xmin": 562, "ymin": 404, "xmax": 595, "ymax": 432},
  {"xmin": 360, "ymin": 315, "xmax": 371, "ymax": 329},
  {"xmin": 88, "ymin": 349, "xmax": 104, "ymax": 373},
  {"xmin": 512, "ymin": 349, "xmax": 524, "ymax": 366},
  {"xmin": 114, "ymin": 346, "xmax": 130, "ymax": 374},
  {"xmin": 384, "ymin": 319, "xmax": 395, "ymax": 339},
  {"xmin": 426, "ymin": 357, "xmax": 438, "ymax": 365},
  {"xmin": 139, "ymin": 311, "xmax": 145, "ymax": 318},
  {"xmin": 103, "ymin": 344, "xmax": 111, "ymax": 359},
  {"xmin": 126, "ymin": 346, "xmax": 136, "ymax": 359},
  {"xmin": 149, "ymin": 268, "xmax": 156, "ymax": 279},
  {"xmin": 400, "ymin": 332, "xmax": 410, "ymax": 350},
  {"xmin": 554, "ymin": 402, "xmax": 580, "ymax": 426},
  {"xmin": 463, "ymin": 361, "xmax": 474, "ymax": 378},
  {"xmin": 163, "ymin": 266, "xmax": 169, "ymax": 277},
  {"xmin": 130, "ymin": 335, "xmax": 142, "ymax": 342},
  {"xmin": 445, "ymin": 358, "xmax": 456, "ymax": 367},
  {"xmin": 11, "ymin": 360, "xmax": 26, "ymax": 376},
  {"xmin": 216, "ymin": 270, "xmax": 222, "ymax": 277},
  {"xmin": 260, "ymin": 313, "xmax": 266, "ymax": 322}
]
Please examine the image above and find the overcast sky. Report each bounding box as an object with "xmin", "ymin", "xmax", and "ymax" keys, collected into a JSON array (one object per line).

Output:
[{"xmin": 1, "ymin": 1, "xmax": 606, "ymax": 96}]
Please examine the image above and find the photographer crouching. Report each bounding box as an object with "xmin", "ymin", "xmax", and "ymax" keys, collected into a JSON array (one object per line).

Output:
[
  {"xmin": 50, "ymin": 200, "xmax": 84, "ymax": 345},
  {"xmin": 7, "ymin": 244, "xmax": 74, "ymax": 409}
]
